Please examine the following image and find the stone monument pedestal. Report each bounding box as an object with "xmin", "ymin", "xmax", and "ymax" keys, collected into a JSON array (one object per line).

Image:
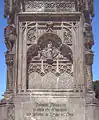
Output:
[
  {"xmin": 0, "ymin": 0, "xmax": 99, "ymax": 120},
  {"xmin": 12, "ymin": 91, "xmax": 99, "ymax": 120}
]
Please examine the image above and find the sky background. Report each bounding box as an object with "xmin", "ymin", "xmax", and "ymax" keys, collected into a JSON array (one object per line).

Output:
[{"xmin": 0, "ymin": 0, "xmax": 99, "ymax": 99}]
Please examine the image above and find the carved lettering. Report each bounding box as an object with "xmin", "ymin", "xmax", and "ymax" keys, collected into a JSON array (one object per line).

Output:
[{"xmin": 25, "ymin": 103, "xmax": 73, "ymax": 118}]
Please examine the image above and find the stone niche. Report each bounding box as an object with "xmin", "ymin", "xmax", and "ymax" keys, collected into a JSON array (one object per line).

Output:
[
  {"xmin": 27, "ymin": 32, "xmax": 73, "ymax": 90},
  {"xmin": 17, "ymin": 13, "xmax": 81, "ymax": 91}
]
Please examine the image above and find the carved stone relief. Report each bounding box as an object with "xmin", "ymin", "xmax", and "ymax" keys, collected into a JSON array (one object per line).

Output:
[
  {"xmin": 88, "ymin": 0, "xmax": 95, "ymax": 17},
  {"xmin": 24, "ymin": 0, "xmax": 76, "ymax": 12},
  {"xmin": 7, "ymin": 104, "xmax": 15, "ymax": 120},
  {"xmin": 83, "ymin": 22, "xmax": 94, "ymax": 50},
  {"xmin": 28, "ymin": 71, "xmax": 73, "ymax": 89},
  {"xmin": 5, "ymin": 53, "xmax": 14, "ymax": 92},
  {"xmin": 27, "ymin": 32, "xmax": 73, "ymax": 89},
  {"xmin": 18, "ymin": 21, "xmax": 78, "ymax": 90},
  {"xmin": 19, "ymin": 21, "xmax": 77, "ymax": 47},
  {"xmin": 63, "ymin": 29, "xmax": 72, "ymax": 45},
  {"xmin": 84, "ymin": 51, "xmax": 94, "ymax": 90},
  {"xmin": 27, "ymin": 27, "xmax": 36, "ymax": 45},
  {"xmin": 83, "ymin": 21, "xmax": 94, "ymax": 91},
  {"xmin": 28, "ymin": 63, "xmax": 73, "ymax": 77},
  {"xmin": 4, "ymin": 24, "xmax": 16, "ymax": 53}
]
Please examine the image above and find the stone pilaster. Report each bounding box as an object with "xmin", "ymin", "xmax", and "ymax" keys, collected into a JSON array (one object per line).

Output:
[
  {"xmin": 85, "ymin": 50, "xmax": 94, "ymax": 91},
  {"xmin": 73, "ymin": 16, "xmax": 85, "ymax": 92},
  {"xmin": 5, "ymin": 52, "xmax": 14, "ymax": 94}
]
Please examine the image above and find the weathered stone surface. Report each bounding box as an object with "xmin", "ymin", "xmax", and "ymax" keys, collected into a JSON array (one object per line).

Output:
[{"xmin": 0, "ymin": 0, "xmax": 99, "ymax": 120}]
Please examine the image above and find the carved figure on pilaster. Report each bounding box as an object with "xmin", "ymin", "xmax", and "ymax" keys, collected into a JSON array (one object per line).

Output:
[{"xmin": 4, "ymin": 24, "xmax": 16, "ymax": 53}]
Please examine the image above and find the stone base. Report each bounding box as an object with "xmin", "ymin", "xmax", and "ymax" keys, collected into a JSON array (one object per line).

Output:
[{"xmin": 0, "ymin": 92, "xmax": 99, "ymax": 120}]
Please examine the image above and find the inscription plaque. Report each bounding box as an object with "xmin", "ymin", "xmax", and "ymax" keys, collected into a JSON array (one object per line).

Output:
[{"xmin": 22, "ymin": 102, "xmax": 73, "ymax": 120}]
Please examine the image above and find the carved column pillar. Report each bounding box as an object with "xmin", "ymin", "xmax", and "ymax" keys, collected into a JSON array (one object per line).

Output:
[
  {"xmin": 73, "ymin": 18, "xmax": 85, "ymax": 92},
  {"xmin": 83, "ymin": 21, "xmax": 94, "ymax": 91},
  {"xmin": 17, "ymin": 23, "xmax": 23, "ymax": 93},
  {"xmin": 5, "ymin": 53, "xmax": 14, "ymax": 93},
  {"xmin": 21, "ymin": 23, "xmax": 27, "ymax": 92},
  {"xmin": 85, "ymin": 51, "xmax": 94, "ymax": 91}
]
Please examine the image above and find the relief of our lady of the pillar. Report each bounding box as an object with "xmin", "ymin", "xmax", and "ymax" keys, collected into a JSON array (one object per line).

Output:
[{"xmin": 27, "ymin": 32, "xmax": 73, "ymax": 90}]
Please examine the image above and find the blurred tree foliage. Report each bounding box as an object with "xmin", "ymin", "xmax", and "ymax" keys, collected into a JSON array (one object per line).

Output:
[{"xmin": 93, "ymin": 80, "xmax": 99, "ymax": 98}]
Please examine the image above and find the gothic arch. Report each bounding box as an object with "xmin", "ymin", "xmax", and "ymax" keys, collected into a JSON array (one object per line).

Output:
[
  {"xmin": 27, "ymin": 32, "xmax": 73, "ymax": 63},
  {"xmin": 27, "ymin": 33, "xmax": 73, "ymax": 89}
]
